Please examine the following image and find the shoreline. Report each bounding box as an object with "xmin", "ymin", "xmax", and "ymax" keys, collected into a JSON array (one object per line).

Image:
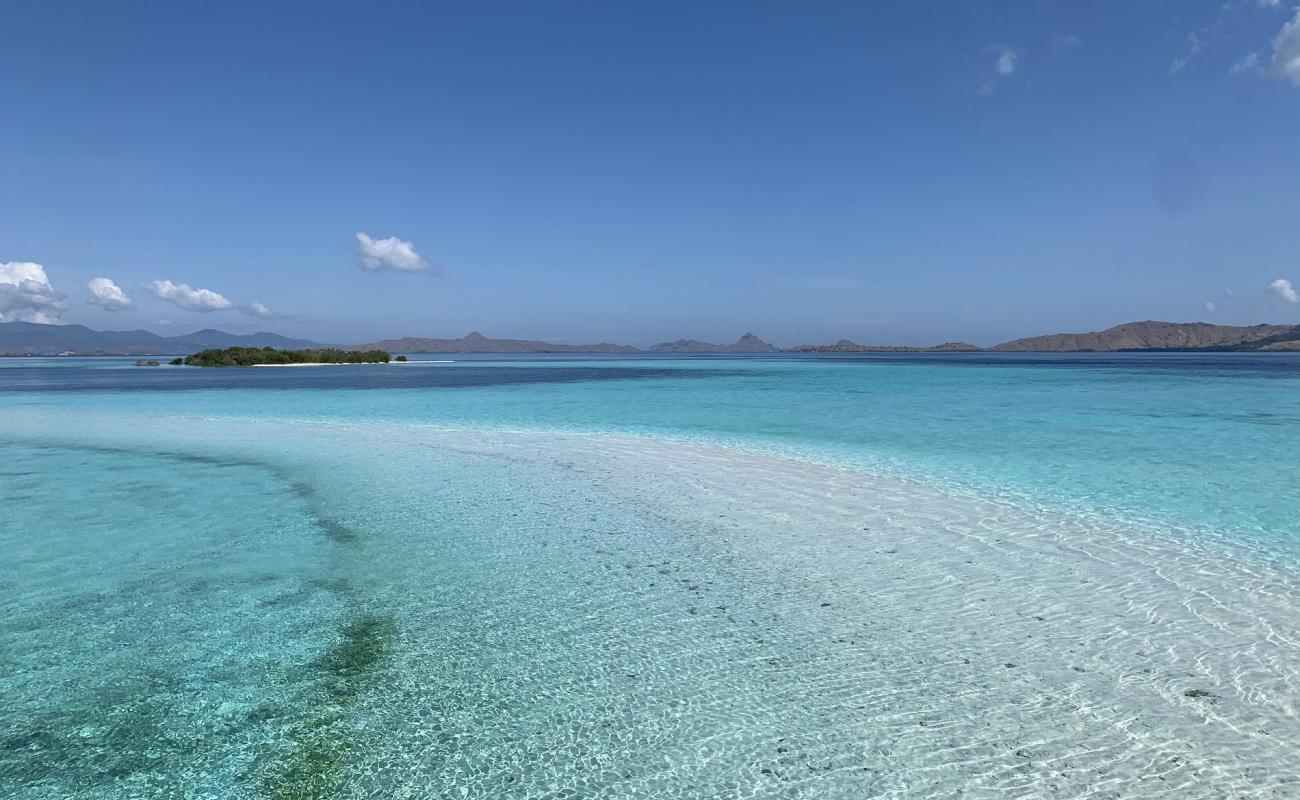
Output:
[
  {"xmin": 244, "ymin": 360, "xmax": 453, "ymax": 366},
  {"xmin": 248, "ymin": 361, "xmax": 389, "ymax": 367}
]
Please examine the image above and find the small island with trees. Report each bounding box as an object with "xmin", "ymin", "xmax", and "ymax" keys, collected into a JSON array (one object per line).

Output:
[{"xmin": 183, "ymin": 347, "xmax": 393, "ymax": 367}]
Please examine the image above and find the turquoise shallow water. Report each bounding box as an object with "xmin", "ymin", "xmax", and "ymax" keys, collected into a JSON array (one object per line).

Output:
[
  {"xmin": 7, "ymin": 353, "xmax": 1299, "ymax": 544},
  {"xmin": 2, "ymin": 354, "xmax": 1299, "ymax": 797}
]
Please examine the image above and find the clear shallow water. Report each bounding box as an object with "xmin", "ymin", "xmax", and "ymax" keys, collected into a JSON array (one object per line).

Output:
[
  {"xmin": 6, "ymin": 353, "xmax": 1300, "ymax": 545},
  {"xmin": 2, "ymin": 354, "xmax": 1299, "ymax": 798}
]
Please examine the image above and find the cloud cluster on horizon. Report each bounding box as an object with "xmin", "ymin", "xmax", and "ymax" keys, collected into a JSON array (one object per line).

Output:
[
  {"xmin": 356, "ymin": 232, "xmax": 438, "ymax": 274},
  {"xmin": 86, "ymin": 277, "xmax": 133, "ymax": 311},
  {"xmin": 0, "ymin": 261, "xmax": 68, "ymax": 324},
  {"xmin": 3, "ymin": 265, "xmax": 269, "ymax": 324}
]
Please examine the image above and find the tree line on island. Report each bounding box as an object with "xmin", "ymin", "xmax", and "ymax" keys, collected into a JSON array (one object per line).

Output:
[{"xmin": 181, "ymin": 347, "xmax": 401, "ymax": 367}]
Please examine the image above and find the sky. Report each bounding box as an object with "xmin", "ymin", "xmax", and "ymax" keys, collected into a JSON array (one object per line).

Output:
[{"xmin": 2, "ymin": 0, "xmax": 1299, "ymax": 347}]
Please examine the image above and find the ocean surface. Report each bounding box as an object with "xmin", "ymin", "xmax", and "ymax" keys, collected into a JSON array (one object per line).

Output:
[{"xmin": 2, "ymin": 353, "xmax": 1298, "ymax": 798}]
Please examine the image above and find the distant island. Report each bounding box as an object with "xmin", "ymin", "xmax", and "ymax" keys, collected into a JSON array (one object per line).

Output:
[
  {"xmin": 4, "ymin": 320, "xmax": 1300, "ymax": 356},
  {"xmin": 787, "ymin": 340, "xmax": 980, "ymax": 353},
  {"xmin": 0, "ymin": 322, "xmax": 323, "ymax": 356},
  {"xmin": 184, "ymin": 347, "xmax": 392, "ymax": 367},
  {"xmin": 991, "ymin": 321, "xmax": 1300, "ymax": 352},
  {"xmin": 362, "ymin": 322, "xmax": 1297, "ymax": 354},
  {"xmin": 648, "ymin": 332, "xmax": 779, "ymax": 353}
]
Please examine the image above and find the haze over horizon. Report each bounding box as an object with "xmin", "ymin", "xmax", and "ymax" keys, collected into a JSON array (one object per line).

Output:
[{"xmin": 4, "ymin": 1, "xmax": 1300, "ymax": 347}]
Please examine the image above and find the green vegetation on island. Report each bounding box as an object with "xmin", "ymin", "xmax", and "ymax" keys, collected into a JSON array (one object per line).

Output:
[{"xmin": 184, "ymin": 347, "xmax": 391, "ymax": 367}]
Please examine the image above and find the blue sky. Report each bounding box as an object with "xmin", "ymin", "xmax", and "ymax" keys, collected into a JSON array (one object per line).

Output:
[{"xmin": 3, "ymin": 1, "xmax": 1299, "ymax": 346}]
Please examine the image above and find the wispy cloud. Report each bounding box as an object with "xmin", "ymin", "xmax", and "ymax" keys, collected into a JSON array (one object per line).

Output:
[
  {"xmin": 994, "ymin": 45, "xmax": 1018, "ymax": 75},
  {"xmin": 980, "ymin": 44, "xmax": 1018, "ymax": 95},
  {"xmin": 1266, "ymin": 278, "xmax": 1298, "ymax": 302},
  {"xmin": 1051, "ymin": 33, "xmax": 1081, "ymax": 48},
  {"xmin": 1216, "ymin": 1, "xmax": 1297, "ymax": 83},
  {"xmin": 355, "ymin": 232, "xmax": 438, "ymax": 274},
  {"xmin": 1230, "ymin": 51, "xmax": 1263, "ymax": 73},
  {"xmin": 1270, "ymin": 8, "xmax": 1300, "ymax": 86},
  {"xmin": 86, "ymin": 277, "xmax": 133, "ymax": 311},
  {"xmin": 1171, "ymin": 31, "xmax": 1207, "ymax": 74},
  {"xmin": 244, "ymin": 300, "xmax": 273, "ymax": 318},
  {"xmin": 1203, "ymin": 301, "xmax": 1217, "ymax": 313},
  {"xmin": 0, "ymin": 261, "xmax": 68, "ymax": 323}
]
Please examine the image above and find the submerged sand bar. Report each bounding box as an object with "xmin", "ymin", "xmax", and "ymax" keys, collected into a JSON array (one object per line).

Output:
[
  {"xmin": 3, "ymin": 409, "xmax": 1297, "ymax": 797},
  {"xmin": 405, "ymin": 426, "xmax": 1300, "ymax": 796}
]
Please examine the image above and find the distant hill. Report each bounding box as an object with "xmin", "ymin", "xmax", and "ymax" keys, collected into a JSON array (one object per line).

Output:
[
  {"xmin": 786, "ymin": 339, "xmax": 980, "ymax": 353},
  {"xmin": 172, "ymin": 328, "xmax": 323, "ymax": 349},
  {"xmin": 0, "ymin": 322, "xmax": 322, "ymax": 355},
  {"xmin": 354, "ymin": 331, "xmax": 639, "ymax": 354},
  {"xmin": 991, "ymin": 321, "xmax": 1300, "ymax": 352},
  {"xmin": 649, "ymin": 332, "xmax": 779, "ymax": 353},
  {"xmin": 10, "ymin": 319, "xmax": 1299, "ymax": 358}
]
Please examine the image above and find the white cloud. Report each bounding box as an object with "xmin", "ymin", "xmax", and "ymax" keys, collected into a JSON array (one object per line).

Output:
[
  {"xmin": 1224, "ymin": 288, "xmax": 1235, "ymax": 297},
  {"xmin": 355, "ymin": 232, "xmax": 437, "ymax": 274},
  {"xmin": 86, "ymin": 277, "xmax": 134, "ymax": 311},
  {"xmin": 1270, "ymin": 8, "xmax": 1300, "ymax": 86},
  {"xmin": 1266, "ymin": 278, "xmax": 1298, "ymax": 302},
  {"xmin": 1204, "ymin": 301, "xmax": 1217, "ymax": 313},
  {"xmin": 1052, "ymin": 33, "xmax": 1081, "ymax": 48},
  {"xmin": 148, "ymin": 279, "xmax": 276, "ymax": 317},
  {"xmin": 148, "ymin": 279, "xmax": 235, "ymax": 312},
  {"xmin": 0, "ymin": 261, "xmax": 68, "ymax": 323},
  {"xmin": 1230, "ymin": 51, "xmax": 1262, "ymax": 73}
]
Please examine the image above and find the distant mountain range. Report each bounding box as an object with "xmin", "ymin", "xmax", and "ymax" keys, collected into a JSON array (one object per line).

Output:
[
  {"xmin": 648, "ymin": 333, "xmax": 779, "ymax": 353},
  {"xmin": 787, "ymin": 339, "xmax": 980, "ymax": 353},
  {"xmin": 0, "ymin": 322, "xmax": 322, "ymax": 355},
  {"xmin": 991, "ymin": 321, "xmax": 1300, "ymax": 352},
  {"xmin": 353, "ymin": 331, "xmax": 639, "ymax": 354},
  {"xmin": 3, "ymin": 320, "xmax": 1299, "ymax": 356}
]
